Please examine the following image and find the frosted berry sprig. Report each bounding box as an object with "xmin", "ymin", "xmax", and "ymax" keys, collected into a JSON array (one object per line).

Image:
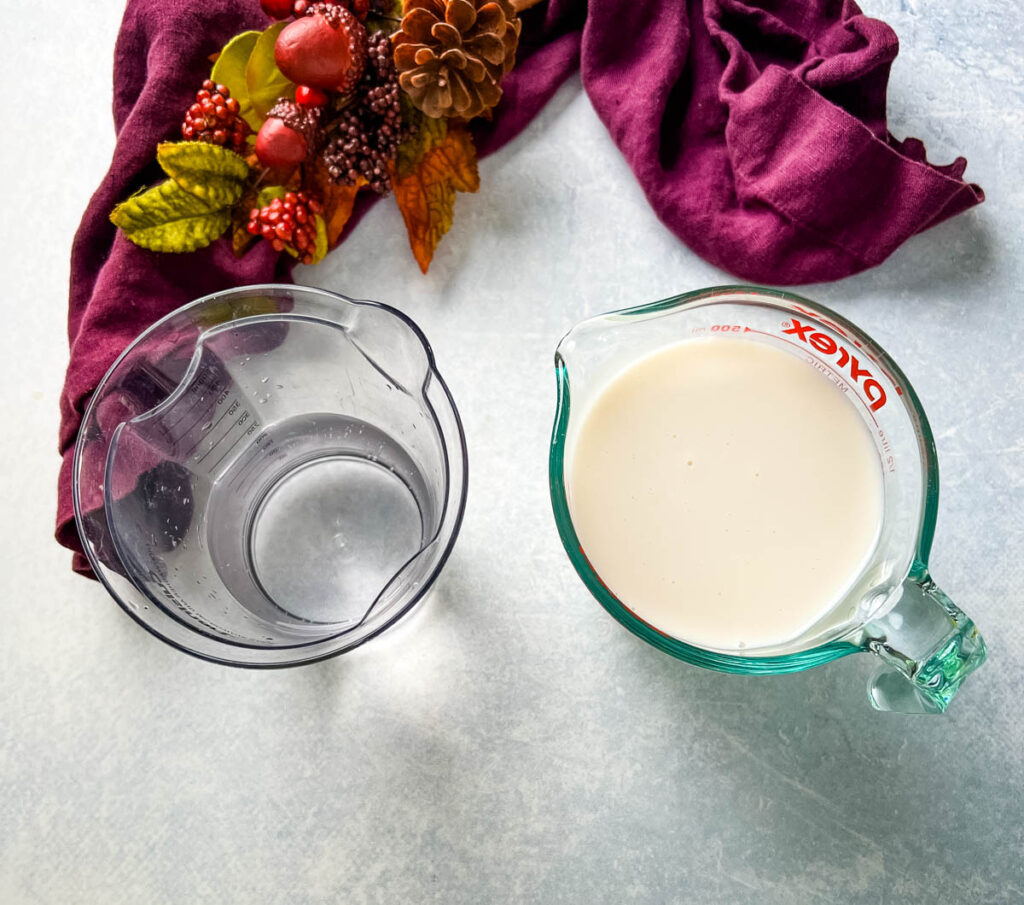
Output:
[
  {"xmin": 296, "ymin": 1, "xmax": 371, "ymax": 23},
  {"xmin": 320, "ymin": 31, "xmax": 403, "ymax": 194},
  {"xmin": 261, "ymin": 0, "xmax": 371, "ymax": 21}
]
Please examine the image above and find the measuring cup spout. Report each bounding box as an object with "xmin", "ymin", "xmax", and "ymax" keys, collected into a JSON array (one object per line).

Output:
[{"xmin": 863, "ymin": 574, "xmax": 987, "ymax": 713}]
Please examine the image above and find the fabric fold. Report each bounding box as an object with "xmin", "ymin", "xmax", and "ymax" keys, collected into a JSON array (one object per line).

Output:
[{"xmin": 58, "ymin": 0, "xmax": 984, "ymax": 573}]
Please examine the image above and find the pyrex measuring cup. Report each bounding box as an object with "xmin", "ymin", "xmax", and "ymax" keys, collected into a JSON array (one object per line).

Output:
[
  {"xmin": 550, "ymin": 286, "xmax": 986, "ymax": 713},
  {"xmin": 74, "ymin": 285, "xmax": 467, "ymax": 666}
]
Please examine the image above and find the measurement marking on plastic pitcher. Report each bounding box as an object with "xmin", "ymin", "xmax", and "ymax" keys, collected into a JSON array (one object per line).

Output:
[
  {"xmin": 226, "ymin": 431, "xmax": 277, "ymax": 491},
  {"xmin": 212, "ymin": 414, "xmax": 261, "ymax": 471},
  {"xmin": 183, "ymin": 397, "xmax": 237, "ymax": 457},
  {"xmin": 166, "ymin": 368, "xmax": 225, "ymax": 431},
  {"xmin": 192, "ymin": 400, "xmax": 242, "ymax": 462},
  {"xmin": 185, "ymin": 400, "xmax": 263, "ymax": 472}
]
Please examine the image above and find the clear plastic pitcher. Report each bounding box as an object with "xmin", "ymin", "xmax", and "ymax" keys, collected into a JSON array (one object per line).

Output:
[
  {"xmin": 74, "ymin": 285, "xmax": 467, "ymax": 666},
  {"xmin": 549, "ymin": 286, "xmax": 986, "ymax": 713}
]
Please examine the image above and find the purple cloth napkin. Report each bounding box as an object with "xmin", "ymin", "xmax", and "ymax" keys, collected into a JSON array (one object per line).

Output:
[{"xmin": 59, "ymin": 0, "xmax": 982, "ymax": 574}]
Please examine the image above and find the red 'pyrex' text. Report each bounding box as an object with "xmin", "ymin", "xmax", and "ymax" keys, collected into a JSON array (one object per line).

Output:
[{"xmin": 782, "ymin": 318, "xmax": 887, "ymax": 411}]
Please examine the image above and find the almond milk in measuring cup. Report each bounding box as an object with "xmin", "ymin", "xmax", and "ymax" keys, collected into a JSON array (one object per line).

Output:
[{"xmin": 549, "ymin": 286, "xmax": 986, "ymax": 713}]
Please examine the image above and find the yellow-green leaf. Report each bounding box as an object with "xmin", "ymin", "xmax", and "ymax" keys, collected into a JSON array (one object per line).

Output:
[
  {"xmin": 111, "ymin": 181, "xmax": 230, "ymax": 253},
  {"xmin": 210, "ymin": 30, "xmax": 261, "ymax": 129},
  {"xmin": 311, "ymin": 215, "xmax": 329, "ymax": 265},
  {"xmin": 257, "ymin": 185, "xmax": 288, "ymax": 207},
  {"xmin": 156, "ymin": 142, "xmax": 250, "ymax": 206},
  {"xmin": 247, "ymin": 22, "xmax": 295, "ymax": 119}
]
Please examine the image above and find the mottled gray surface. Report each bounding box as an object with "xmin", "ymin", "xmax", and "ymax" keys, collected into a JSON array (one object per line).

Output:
[{"xmin": 2, "ymin": 2, "xmax": 1022, "ymax": 903}]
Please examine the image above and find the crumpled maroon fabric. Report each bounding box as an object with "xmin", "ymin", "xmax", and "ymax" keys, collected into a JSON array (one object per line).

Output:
[{"xmin": 58, "ymin": 0, "xmax": 982, "ymax": 574}]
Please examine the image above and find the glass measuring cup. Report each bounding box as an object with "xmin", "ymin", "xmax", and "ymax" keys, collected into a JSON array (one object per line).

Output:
[
  {"xmin": 549, "ymin": 286, "xmax": 986, "ymax": 713},
  {"xmin": 74, "ymin": 285, "xmax": 467, "ymax": 667}
]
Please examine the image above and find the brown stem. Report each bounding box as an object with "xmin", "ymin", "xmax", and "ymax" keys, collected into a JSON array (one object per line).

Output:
[
  {"xmin": 510, "ymin": 0, "xmax": 547, "ymax": 12},
  {"xmin": 250, "ymin": 167, "xmax": 272, "ymax": 193}
]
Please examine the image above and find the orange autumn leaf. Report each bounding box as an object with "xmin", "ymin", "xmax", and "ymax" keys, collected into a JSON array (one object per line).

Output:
[
  {"xmin": 391, "ymin": 121, "xmax": 480, "ymax": 273},
  {"xmin": 307, "ymin": 160, "xmax": 362, "ymax": 247},
  {"xmin": 230, "ymin": 182, "xmax": 262, "ymax": 257}
]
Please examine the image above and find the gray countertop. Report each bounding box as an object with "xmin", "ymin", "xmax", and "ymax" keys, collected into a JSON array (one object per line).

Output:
[{"xmin": 2, "ymin": 2, "xmax": 1022, "ymax": 902}]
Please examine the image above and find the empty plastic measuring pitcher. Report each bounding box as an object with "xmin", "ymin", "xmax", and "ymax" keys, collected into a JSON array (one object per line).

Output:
[{"xmin": 74, "ymin": 285, "xmax": 467, "ymax": 666}]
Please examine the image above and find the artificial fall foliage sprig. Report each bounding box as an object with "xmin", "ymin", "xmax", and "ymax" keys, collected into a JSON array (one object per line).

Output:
[{"xmin": 111, "ymin": 0, "xmax": 532, "ymax": 273}]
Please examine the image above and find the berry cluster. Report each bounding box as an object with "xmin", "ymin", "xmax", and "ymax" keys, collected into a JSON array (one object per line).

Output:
[
  {"xmin": 297, "ymin": 0, "xmax": 371, "ymax": 23},
  {"xmin": 246, "ymin": 192, "xmax": 324, "ymax": 264},
  {"xmin": 320, "ymin": 32, "xmax": 402, "ymax": 194},
  {"xmin": 182, "ymin": 81, "xmax": 250, "ymax": 153},
  {"xmin": 261, "ymin": 0, "xmax": 370, "ymax": 22}
]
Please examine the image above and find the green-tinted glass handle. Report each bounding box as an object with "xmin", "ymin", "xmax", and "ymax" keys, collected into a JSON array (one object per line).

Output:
[{"xmin": 864, "ymin": 575, "xmax": 986, "ymax": 714}]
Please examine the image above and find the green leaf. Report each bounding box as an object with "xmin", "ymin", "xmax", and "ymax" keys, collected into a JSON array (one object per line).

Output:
[
  {"xmin": 247, "ymin": 22, "xmax": 295, "ymax": 120},
  {"xmin": 210, "ymin": 30, "xmax": 262, "ymax": 129},
  {"xmin": 111, "ymin": 181, "xmax": 231, "ymax": 253},
  {"xmin": 395, "ymin": 96, "xmax": 448, "ymax": 177},
  {"xmin": 257, "ymin": 185, "xmax": 288, "ymax": 207},
  {"xmin": 157, "ymin": 142, "xmax": 250, "ymax": 206},
  {"xmin": 311, "ymin": 214, "xmax": 329, "ymax": 264}
]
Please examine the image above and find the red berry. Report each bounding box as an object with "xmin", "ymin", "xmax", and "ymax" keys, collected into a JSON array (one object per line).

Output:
[
  {"xmin": 246, "ymin": 192, "xmax": 323, "ymax": 262},
  {"xmin": 255, "ymin": 117, "xmax": 308, "ymax": 168},
  {"xmin": 181, "ymin": 81, "xmax": 250, "ymax": 152},
  {"xmin": 261, "ymin": 0, "xmax": 295, "ymax": 19},
  {"xmin": 274, "ymin": 9, "xmax": 367, "ymax": 93},
  {"xmin": 295, "ymin": 85, "xmax": 329, "ymax": 107}
]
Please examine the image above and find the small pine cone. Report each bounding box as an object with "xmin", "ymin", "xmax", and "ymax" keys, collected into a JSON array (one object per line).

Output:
[
  {"xmin": 266, "ymin": 99, "xmax": 324, "ymax": 154},
  {"xmin": 393, "ymin": 0, "xmax": 521, "ymax": 120},
  {"xmin": 182, "ymin": 80, "xmax": 251, "ymax": 153}
]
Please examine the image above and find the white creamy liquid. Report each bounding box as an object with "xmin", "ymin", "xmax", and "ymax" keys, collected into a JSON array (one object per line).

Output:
[{"xmin": 567, "ymin": 337, "xmax": 884, "ymax": 651}]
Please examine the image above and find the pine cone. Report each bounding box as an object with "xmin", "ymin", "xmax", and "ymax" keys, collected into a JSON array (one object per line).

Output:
[{"xmin": 393, "ymin": 0, "xmax": 521, "ymax": 120}]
